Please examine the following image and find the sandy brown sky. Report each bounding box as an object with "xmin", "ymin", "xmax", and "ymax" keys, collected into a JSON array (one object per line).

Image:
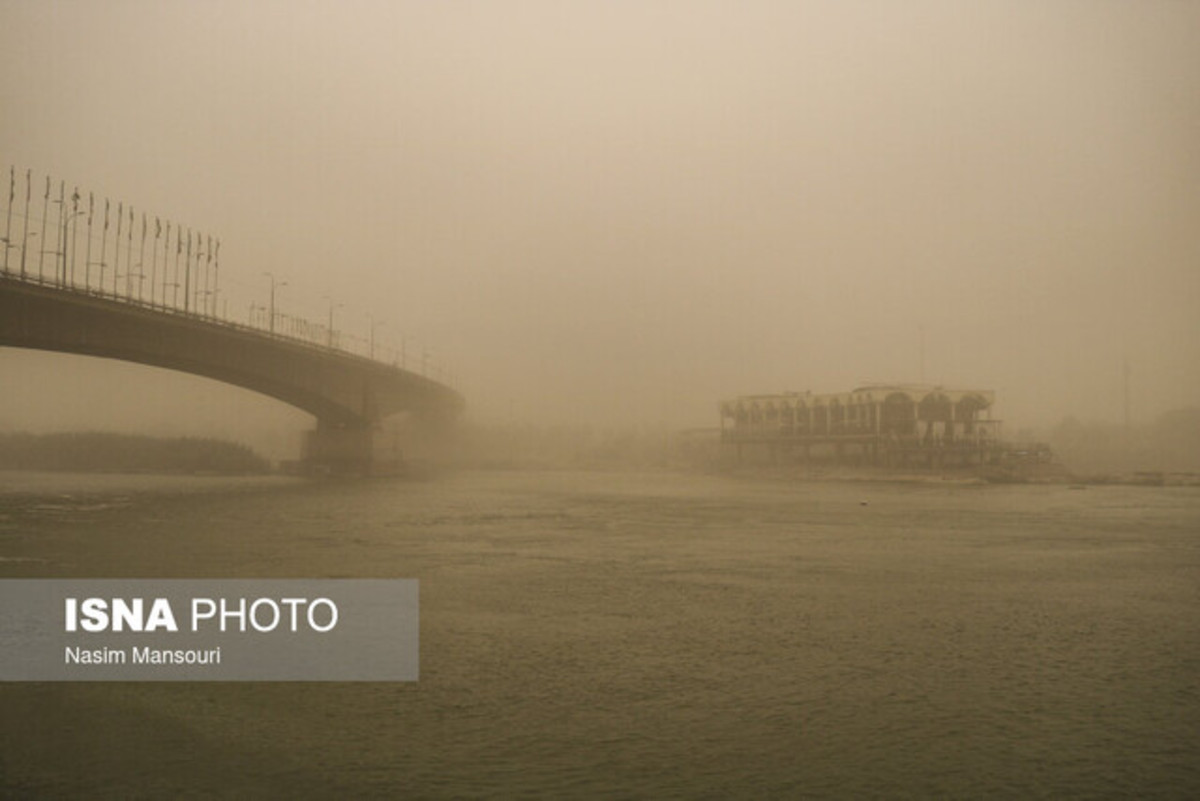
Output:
[{"xmin": 2, "ymin": 0, "xmax": 1197, "ymax": 438}]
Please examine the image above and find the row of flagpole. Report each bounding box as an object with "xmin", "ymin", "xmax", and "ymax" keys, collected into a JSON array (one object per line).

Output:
[
  {"xmin": 1, "ymin": 165, "xmax": 221, "ymax": 316},
  {"xmin": 1, "ymin": 164, "xmax": 455, "ymax": 387}
]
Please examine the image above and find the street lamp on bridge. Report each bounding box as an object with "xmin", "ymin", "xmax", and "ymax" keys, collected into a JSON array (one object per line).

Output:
[
  {"xmin": 19, "ymin": 231, "xmax": 36, "ymax": 278},
  {"xmin": 56, "ymin": 202, "xmax": 84, "ymax": 290},
  {"xmin": 264, "ymin": 272, "xmax": 287, "ymax": 334},
  {"xmin": 324, "ymin": 295, "xmax": 343, "ymax": 349},
  {"xmin": 368, "ymin": 314, "xmax": 387, "ymax": 361},
  {"xmin": 63, "ymin": 191, "xmax": 84, "ymax": 288}
]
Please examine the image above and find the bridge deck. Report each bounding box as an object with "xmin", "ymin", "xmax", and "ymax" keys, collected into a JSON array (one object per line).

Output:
[{"xmin": 0, "ymin": 275, "xmax": 463, "ymax": 429}]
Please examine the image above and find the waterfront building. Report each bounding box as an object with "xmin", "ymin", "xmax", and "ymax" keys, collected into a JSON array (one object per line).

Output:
[{"xmin": 719, "ymin": 384, "xmax": 1001, "ymax": 468}]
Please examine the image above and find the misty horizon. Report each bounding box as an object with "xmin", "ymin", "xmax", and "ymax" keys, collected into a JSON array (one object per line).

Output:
[{"xmin": 2, "ymin": 1, "xmax": 1197, "ymax": 442}]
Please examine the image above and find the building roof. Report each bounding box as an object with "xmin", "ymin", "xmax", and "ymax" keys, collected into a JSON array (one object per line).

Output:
[{"xmin": 719, "ymin": 384, "xmax": 994, "ymax": 414}]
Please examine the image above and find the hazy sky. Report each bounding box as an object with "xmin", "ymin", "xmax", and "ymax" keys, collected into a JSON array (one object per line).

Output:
[{"xmin": 2, "ymin": 0, "xmax": 1197, "ymax": 437}]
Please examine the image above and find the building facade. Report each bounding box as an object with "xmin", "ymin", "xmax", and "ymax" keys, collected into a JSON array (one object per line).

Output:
[{"xmin": 719, "ymin": 384, "xmax": 1001, "ymax": 468}]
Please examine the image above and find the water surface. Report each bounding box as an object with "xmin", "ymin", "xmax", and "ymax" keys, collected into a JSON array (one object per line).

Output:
[{"xmin": 1, "ymin": 470, "xmax": 1197, "ymax": 798}]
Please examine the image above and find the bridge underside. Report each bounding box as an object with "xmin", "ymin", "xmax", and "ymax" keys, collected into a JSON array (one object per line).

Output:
[{"xmin": 1, "ymin": 278, "xmax": 463, "ymax": 473}]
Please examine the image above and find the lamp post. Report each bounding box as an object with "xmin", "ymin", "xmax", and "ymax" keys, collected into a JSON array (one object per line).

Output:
[
  {"xmin": 368, "ymin": 315, "xmax": 386, "ymax": 361},
  {"xmin": 264, "ymin": 272, "xmax": 287, "ymax": 334},
  {"xmin": 20, "ymin": 231, "xmax": 36, "ymax": 278},
  {"xmin": 0, "ymin": 240, "xmax": 15, "ymax": 275},
  {"xmin": 67, "ymin": 190, "xmax": 81, "ymax": 287},
  {"xmin": 210, "ymin": 240, "xmax": 220, "ymax": 318},
  {"xmin": 19, "ymin": 170, "xmax": 31, "ymax": 280},
  {"xmin": 60, "ymin": 206, "xmax": 84, "ymax": 291},
  {"xmin": 324, "ymin": 296, "xmax": 343, "ymax": 349},
  {"xmin": 54, "ymin": 207, "xmax": 84, "ymax": 289}
]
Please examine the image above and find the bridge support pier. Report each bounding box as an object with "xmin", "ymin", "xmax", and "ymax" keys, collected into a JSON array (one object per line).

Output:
[{"xmin": 301, "ymin": 422, "xmax": 402, "ymax": 476}]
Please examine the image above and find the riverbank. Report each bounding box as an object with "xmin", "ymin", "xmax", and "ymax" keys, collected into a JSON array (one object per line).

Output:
[
  {"xmin": 714, "ymin": 462, "xmax": 1200, "ymax": 488},
  {"xmin": 0, "ymin": 469, "xmax": 300, "ymax": 497},
  {"xmin": 0, "ymin": 432, "xmax": 271, "ymax": 475}
]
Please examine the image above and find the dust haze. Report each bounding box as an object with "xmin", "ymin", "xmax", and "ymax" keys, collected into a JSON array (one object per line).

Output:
[{"xmin": 2, "ymin": 1, "xmax": 1198, "ymax": 450}]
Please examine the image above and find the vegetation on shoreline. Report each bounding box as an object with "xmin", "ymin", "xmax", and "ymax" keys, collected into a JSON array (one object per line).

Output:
[{"xmin": 0, "ymin": 432, "xmax": 271, "ymax": 475}]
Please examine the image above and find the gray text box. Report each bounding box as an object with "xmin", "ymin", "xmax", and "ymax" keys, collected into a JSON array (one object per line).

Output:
[{"xmin": 0, "ymin": 579, "xmax": 418, "ymax": 681}]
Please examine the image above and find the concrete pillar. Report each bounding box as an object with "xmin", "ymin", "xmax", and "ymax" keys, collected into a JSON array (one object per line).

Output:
[{"xmin": 302, "ymin": 421, "xmax": 403, "ymax": 476}]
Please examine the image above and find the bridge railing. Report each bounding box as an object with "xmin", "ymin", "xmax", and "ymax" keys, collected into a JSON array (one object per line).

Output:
[{"xmin": 0, "ymin": 166, "xmax": 455, "ymax": 389}]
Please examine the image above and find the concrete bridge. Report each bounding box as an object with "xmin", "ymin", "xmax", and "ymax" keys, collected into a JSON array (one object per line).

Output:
[{"xmin": 0, "ymin": 274, "xmax": 464, "ymax": 472}]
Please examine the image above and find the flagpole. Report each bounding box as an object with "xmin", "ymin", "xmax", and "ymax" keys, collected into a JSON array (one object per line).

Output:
[
  {"xmin": 166, "ymin": 222, "xmax": 175, "ymax": 307},
  {"xmin": 69, "ymin": 188, "xmax": 80, "ymax": 286},
  {"xmin": 203, "ymin": 235, "xmax": 212, "ymax": 316},
  {"xmin": 84, "ymin": 193, "xmax": 93, "ymax": 289},
  {"xmin": 54, "ymin": 182, "xmax": 64, "ymax": 287},
  {"xmin": 173, "ymin": 224, "xmax": 182, "ymax": 308},
  {"xmin": 125, "ymin": 206, "xmax": 134, "ymax": 299},
  {"xmin": 20, "ymin": 169, "xmax": 31, "ymax": 278},
  {"xmin": 213, "ymin": 239, "xmax": 221, "ymax": 320},
  {"xmin": 184, "ymin": 229, "xmax": 192, "ymax": 313},
  {"xmin": 150, "ymin": 218, "xmax": 160, "ymax": 306},
  {"xmin": 99, "ymin": 199, "xmax": 109, "ymax": 290},
  {"xmin": 162, "ymin": 222, "xmax": 171, "ymax": 306},
  {"xmin": 37, "ymin": 176, "xmax": 49, "ymax": 281},
  {"xmin": 3, "ymin": 166, "xmax": 13, "ymax": 273},
  {"xmin": 138, "ymin": 213, "xmax": 147, "ymax": 301},
  {"xmin": 113, "ymin": 202, "xmax": 123, "ymax": 295}
]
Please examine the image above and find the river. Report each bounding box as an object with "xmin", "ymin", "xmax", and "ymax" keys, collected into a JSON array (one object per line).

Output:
[{"xmin": 1, "ymin": 469, "xmax": 1197, "ymax": 798}]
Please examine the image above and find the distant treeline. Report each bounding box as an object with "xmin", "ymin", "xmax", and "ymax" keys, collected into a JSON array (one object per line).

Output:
[{"xmin": 0, "ymin": 432, "xmax": 271, "ymax": 474}]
